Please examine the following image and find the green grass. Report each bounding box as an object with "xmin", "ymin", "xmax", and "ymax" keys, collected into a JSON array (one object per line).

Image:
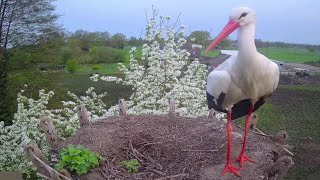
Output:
[
  {"xmin": 236, "ymin": 85, "xmax": 320, "ymax": 179},
  {"xmin": 74, "ymin": 47, "xmax": 142, "ymax": 76},
  {"xmin": 121, "ymin": 47, "xmax": 143, "ymax": 60},
  {"xmin": 258, "ymin": 47, "xmax": 320, "ymax": 62},
  {"xmin": 51, "ymin": 72, "xmax": 133, "ymax": 108},
  {"xmin": 201, "ymin": 50, "xmax": 220, "ymax": 58},
  {"xmin": 76, "ymin": 63, "xmax": 129, "ymax": 75},
  {"xmin": 202, "ymin": 47, "xmax": 320, "ymax": 63}
]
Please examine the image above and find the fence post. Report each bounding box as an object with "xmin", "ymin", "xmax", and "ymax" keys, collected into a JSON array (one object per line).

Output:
[
  {"xmin": 118, "ymin": 98, "xmax": 127, "ymax": 116},
  {"xmin": 168, "ymin": 99, "xmax": 176, "ymax": 115},
  {"xmin": 77, "ymin": 105, "xmax": 90, "ymax": 127},
  {"xmin": 40, "ymin": 117, "xmax": 59, "ymax": 149},
  {"xmin": 25, "ymin": 143, "xmax": 49, "ymax": 176}
]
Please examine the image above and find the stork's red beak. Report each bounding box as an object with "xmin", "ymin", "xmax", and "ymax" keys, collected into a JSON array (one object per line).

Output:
[{"xmin": 205, "ymin": 19, "xmax": 240, "ymax": 52}]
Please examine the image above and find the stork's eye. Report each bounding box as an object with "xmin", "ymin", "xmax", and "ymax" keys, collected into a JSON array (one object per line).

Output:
[{"xmin": 239, "ymin": 12, "xmax": 248, "ymax": 19}]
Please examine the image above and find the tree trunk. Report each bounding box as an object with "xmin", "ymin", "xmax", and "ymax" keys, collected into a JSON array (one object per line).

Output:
[{"xmin": 0, "ymin": 53, "xmax": 11, "ymax": 124}]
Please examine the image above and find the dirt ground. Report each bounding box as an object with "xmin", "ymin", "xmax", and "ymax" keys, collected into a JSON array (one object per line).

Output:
[
  {"xmin": 55, "ymin": 115, "xmax": 293, "ymax": 180},
  {"xmin": 278, "ymin": 75, "xmax": 320, "ymax": 85}
]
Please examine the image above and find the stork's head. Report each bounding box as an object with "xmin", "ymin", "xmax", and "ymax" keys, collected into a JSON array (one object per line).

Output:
[{"xmin": 206, "ymin": 7, "xmax": 256, "ymax": 52}]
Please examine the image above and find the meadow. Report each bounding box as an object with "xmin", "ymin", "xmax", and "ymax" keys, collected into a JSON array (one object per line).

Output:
[
  {"xmin": 258, "ymin": 47, "xmax": 320, "ymax": 62},
  {"xmin": 203, "ymin": 47, "xmax": 320, "ymax": 63}
]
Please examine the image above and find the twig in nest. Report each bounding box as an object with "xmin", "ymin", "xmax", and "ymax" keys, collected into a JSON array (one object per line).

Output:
[
  {"xmin": 180, "ymin": 167, "xmax": 187, "ymax": 179},
  {"xmin": 283, "ymin": 147, "xmax": 294, "ymax": 156},
  {"xmin": 237, "ymin": 125, "xmax": 294, "ymax": 156},
  {"xmin": 219, "ymin": 142, "xmax": 226, "ymax": 149},
  {"xmin": 181, "ymin": 149, "xmax": 218, "ymax": 153},
  {"xmin": 128, "ymin": 139, "xmax": 148, "ymax": 162},
  {"xmin": 251, "ymin": 129, "xmax": 272, "ymax": 137},
  {"xmin": 150, "ymin": 169, "xmax": 166, "ymax": 176},
  {"xmin": 155, "ymin": 173, "xmax": 188, "ymax": 180}
]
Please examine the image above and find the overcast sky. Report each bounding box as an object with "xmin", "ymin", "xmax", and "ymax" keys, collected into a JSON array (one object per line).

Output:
[{"xmin": 55, "ymin": 0, "xmax": 320, "ymax": 45}]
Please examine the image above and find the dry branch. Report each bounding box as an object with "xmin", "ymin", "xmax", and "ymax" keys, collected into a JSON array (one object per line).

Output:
[
  {"xmin": 237, "ymin": 125, "xmax": 294, "ymax": 156},
  {"xmin": 40, "ymin": 117, "xmax": 59, "ymax": 149},
  {"xmin": 77, "ymin": 105, "xmax": 89, "ymax": 127}
]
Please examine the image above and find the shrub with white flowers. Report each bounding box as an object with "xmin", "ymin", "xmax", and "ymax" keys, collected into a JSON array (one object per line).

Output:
[
  {"xmin": 0, "ymin": 85, "xmax": 108, "ymax": 177},
  {"xmin": 105, "ymin": 9, "xmax": 208, "ymax": 117}
]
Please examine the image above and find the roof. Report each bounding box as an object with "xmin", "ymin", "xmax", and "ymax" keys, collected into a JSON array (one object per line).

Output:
[
  {"xmin": 220, "ymin": 50, "xmax": 238, "ymax": 56},
  {"xmin": 271, "ymin": 60, "xmax": 285, "ymax": 65},
  {"xmin": 201, "ymin": 54, "xmax": 230, "ymax": 67},
  {"xmin": 294, "ymin": 68, "xmax": 308, "ymax": 71}
]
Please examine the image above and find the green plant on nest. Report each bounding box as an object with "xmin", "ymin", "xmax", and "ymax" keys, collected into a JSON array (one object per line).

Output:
[
  {"xmin": 120, "ymin": 159, "xmax": 140, "ymax": 173},
  {"xmin": 55, "ymin": 145, "xmax": 104, "ymax": 175}
]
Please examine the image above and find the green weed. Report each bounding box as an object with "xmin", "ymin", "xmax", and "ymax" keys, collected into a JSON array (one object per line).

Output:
[
  {"xmin": 120, "ymin": 159, "xmax": 140, "ymax": 173},
  {"xmin": 55, "ymin": 145, "xmax": 104, "ymax": 175}
]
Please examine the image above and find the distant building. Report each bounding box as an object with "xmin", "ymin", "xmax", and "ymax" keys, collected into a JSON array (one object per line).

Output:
[{"xmin": 219, "ymin": 50, "xmax": 238, "ymax": 56}]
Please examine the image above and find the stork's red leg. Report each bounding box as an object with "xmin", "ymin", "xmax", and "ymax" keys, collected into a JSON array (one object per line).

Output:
[
  {"xmin": 221, "ymin": 110, "xmax": 241, "ymax": 176},
  {"xmin": 235, "ymin": 104, "xmax": 255, "ymax": 167}
]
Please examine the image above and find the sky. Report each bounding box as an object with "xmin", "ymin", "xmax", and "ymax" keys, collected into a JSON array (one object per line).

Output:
[{"xmin": 55, "ymin": 0, "xmax": 320, "ymax": 45}]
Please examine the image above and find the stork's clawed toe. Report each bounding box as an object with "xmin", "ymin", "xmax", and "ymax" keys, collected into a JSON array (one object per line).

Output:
[
  {"xmin": 221, "ymin": 164, "xmax": 241, "ymax": 176},
  {"xmin": 235, "ymin": 153, "xmax": 255, "ymax": 167}
]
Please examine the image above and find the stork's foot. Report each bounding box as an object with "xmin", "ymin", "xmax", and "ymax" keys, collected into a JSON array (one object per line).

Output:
[
  {"xmin": 221, "ymin": 164, "xmax": 241, "ymax": 176},
  {"xmin": 235, "ymin": 153, "xmax": 255, "ymax": 167}
]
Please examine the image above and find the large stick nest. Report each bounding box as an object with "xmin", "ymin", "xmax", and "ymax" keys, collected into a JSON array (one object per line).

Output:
[{"xmin": 54, "ymin": 115, "xmax": 293, "ymax": 180}]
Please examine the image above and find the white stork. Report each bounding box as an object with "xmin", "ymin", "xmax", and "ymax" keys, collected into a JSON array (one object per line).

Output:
[{"xmin": 205, "ymin": 7, "xmax": 280, "ymax": 176}]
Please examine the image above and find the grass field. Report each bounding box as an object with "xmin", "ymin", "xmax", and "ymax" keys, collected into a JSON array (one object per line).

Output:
[
  {"xmin": 77, "ymin": 62, "xmax": 129, "ymax": 75},
  {"xmin": 258, "ymin": 48, "xmax": 320, "ymax": 62},
  {"xmin": 202, "ymin": 47, "xmax": 320, "ymax": 63},
  {"xmin": 51, "ymin": 72, "xmax": 133, "ymax": 108},
  {"xmin": 236, "ymin": 85, "xmax": 320, "ymax": 179},
  {"xmin": 75, "ymin": 47, "xmax": 142, "ymax": 75}
]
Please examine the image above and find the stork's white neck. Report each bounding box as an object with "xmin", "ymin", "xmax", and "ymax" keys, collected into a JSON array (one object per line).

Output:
[{"xmin": 237, "ymin": 23, "xmax": 257, "ymax": 56}]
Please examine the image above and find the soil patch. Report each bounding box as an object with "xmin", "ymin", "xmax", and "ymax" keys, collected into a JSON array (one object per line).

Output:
[
  {"xmin": 278, "ymin": 75, "xmax": 320, "ymax": 85},
  {"xmin": 55, "ymin": 115, "xmax": 291, "ymax": 180}
]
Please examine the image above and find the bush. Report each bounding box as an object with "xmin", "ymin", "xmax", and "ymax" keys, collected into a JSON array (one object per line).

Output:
[
  {"xmin": 61, "ymin": 47, "xmax": 74, "ymax": 64},
  {"xmin": 92, "ymin": 65, "xmax": 101, "ymax": 71},
  {"xmin": 90, "ymin": 46, "xmax": 126, "ymax": 64},
  {"xmin": 55, "ymin": 145, "xmax": 103, "ymax": 175},
  {"xmin": 66, "ymin": 59, "xmax": 78, "ymax": 74},
  {"xmin": 6, "ymin": 70, "xmax": 68, "ymax": 125}
]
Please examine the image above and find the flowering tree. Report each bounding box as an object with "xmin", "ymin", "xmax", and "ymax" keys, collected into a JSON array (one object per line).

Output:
[{"xmin": 105, "ymin": 9, "xmax": 208, "ymax": 117}]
